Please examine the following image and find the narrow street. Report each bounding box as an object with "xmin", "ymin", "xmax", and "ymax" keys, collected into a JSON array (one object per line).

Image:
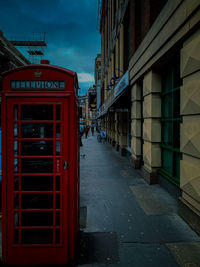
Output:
[{"xmin": 79, "ymin": 133, "xmax": 200, "ymax": 267}]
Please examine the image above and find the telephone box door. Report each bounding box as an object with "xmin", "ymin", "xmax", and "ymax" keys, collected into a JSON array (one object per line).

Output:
[{"xmin": 5, "ymin": 98, "xmax": 69, "ymax": 265}]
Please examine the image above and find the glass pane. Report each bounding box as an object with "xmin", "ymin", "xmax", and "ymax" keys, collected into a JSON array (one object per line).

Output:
[
  {"xmin": 56, "ymin": 124, "xmax": 60, "ymax": 138},
  {"xmin": 163, "ymin": 122, "xmax": 173, "ymax": 145},
  {"xmin": 56, "ymin": 194, "xmax": 60, "ymax": 209},
  {"xmin": 21, "ymin": 159, "xmax": 53, "ymax": 173},
  {"xmin": 21, "ymin": 194, "xmax": 53, "ymax": 209},
  {"xmin": 14, "ymin": 123, "xmax": 18, "ymax": 137},
  {"xmin": 14, "ymin": 194, "xmax": 19, "ymax": 209},
  {"xmin": 56, "ymin": 141, "xmax": 60, "ymax": 155},
  {"xmin": 56, "ymin": 229, "xmax": 60, "ymax": 244},
  {"xmin": 56, "ymin": 176, "xmax": 60, "ymax": 191},
  {"xmin": 14, "ymin": 158, "xmax": 18, "ymax": 173},
  {"xmin": 21, "ymin": 141, "xmax": 53, "ymax": 156},
  {"xmin": 173, "ymin": 122, "xmax": 180, "ymax": 148},
  {"xmin": 162, "ymin": 68, "xmax": 172, "ymax": 93},
  {"xmin": 56, "ymin": 212, "xmax": 60, "ymax": 226},
  {"xmin": 14, "ymin": 230, "xmax": 19, "ymax": 244},
  {"xmin": 163, "ymin": 94, "xmax": 172, "ymax": 118},
  {"xmin": 14, "ymin": 176, "xmax": 19, "ymax": 191},
  {"xmin": 21, "ymin": 176, "xmax": 53, "ymax": 191},
  {"xmin": 21, "ymin": 105, "xmax": 53, "ymax": 120},
  {"xmin": 14, "ymin": 212, "xmax": 19, "ymax": 226},
  {"xmin": 162, "ymin": 149, "xmax": 173, "ymax": 175},
  {"xmin": 21, "ymin": 212, "xmax": 53, "ymax": 226},
  {"xmin": 14, "ymin": 105, "xmax": 18, "ymax": 120},
  {"xmin": 56, "ymin": 106, "xmax": 60, "ymax": 120},
  {"xmin": 173, "ymin": 90, "xmax": 180, "ymax": 118},
  {"xmin": 14, "ymin": 141, "xmax": 18, "ymax": 156},
  {"xmin": 21, "ymin": 123, "xmax": 53, "ymax": 138},
  {"xmin": 21, "ymin": 229, "xmax": 53, "ymax": 244}
]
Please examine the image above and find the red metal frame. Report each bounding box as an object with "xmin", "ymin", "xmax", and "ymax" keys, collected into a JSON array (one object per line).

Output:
[{"xmin": 2, "ymin": 64, "xmax": 80, "ymax": 265}]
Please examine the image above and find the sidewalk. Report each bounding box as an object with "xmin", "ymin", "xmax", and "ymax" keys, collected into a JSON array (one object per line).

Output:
[{"xmin": 79, "ymin": 133, "xmax": 200, "ymax": 267}]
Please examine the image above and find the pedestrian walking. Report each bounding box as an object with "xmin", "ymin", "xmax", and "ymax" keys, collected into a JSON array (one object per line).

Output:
[
  {"xmin": 84, "ymin": 125, "xmax": 90, "ymax": 139},
  {"xmin": 91, "ymin": 124, "xmax": 94, "ymax": 136},
  {"xmin": 80, "ymin": 123, "xmax": 85, "ymax": 146}
]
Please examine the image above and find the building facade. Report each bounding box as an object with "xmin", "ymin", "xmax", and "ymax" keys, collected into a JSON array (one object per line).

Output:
[
  {"xmin": 0, "ymin": 31, "xmax": 30, "ymax": 79},
  {"xmin": 88, "ymin": 86, "xmax": 97, "ymax": 123},
  {"xmin": 95, "ymin": 54, "xmax": 102, "ymax": 110},
  {"xmin": 97, "ymin": 0, "xmax": 200, "ymax": 234}
]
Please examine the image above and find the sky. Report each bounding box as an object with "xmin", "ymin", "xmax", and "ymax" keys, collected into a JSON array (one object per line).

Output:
[{"xmin": 0, "ymin": 0, "xmax": 101, "ymax": 95}]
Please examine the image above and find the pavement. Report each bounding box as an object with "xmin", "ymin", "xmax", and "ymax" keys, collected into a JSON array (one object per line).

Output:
[{"xmin": 78, "ymin": 133, "xmax": 200, "ymax": 267}]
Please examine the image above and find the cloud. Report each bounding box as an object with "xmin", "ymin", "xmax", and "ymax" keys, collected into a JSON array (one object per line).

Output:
[
  {"xmin": 0, "ymin": 0, "xmax": 101, "ymax": 95},
  {"xmin": 78, "ymin": 73, "xmax": 94, "ymax": 83}
]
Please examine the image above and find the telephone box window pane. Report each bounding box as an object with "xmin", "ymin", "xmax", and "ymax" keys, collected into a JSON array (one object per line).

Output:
[
  {"xmin": 21, "ymin": 194, "xmax": 53, "ymax": 209},
  {"xmin": 14, "ymin": 158, "xmax": 18, "ymax": 173},
  {"xmin": 56, "ymin": 124, "xmax": 60, "ymax": 138},
  {"xmin": 14, "ymin": 176, "xmax": 19, "ymax": 191},
  {"xmin": 14, "ymin": 141, "xmax": 18, "ymax": 156},
  {"xmin": 56, "ymin": 176, "xmax": 60, "ymax": 191},
  {"xmin": 21, "ymin": 141, "xmax": 53, "ymax": 156},
  {"xmin": 21, "ymin": 159, "xmax": 53, "ymax": 173},
  {"xmin": 21, "ymin": 105, "xmax": 53, "ymax": 120},
  {"xmin": 14, "ymin": 230, "xmax": 19, "ymax": 244},
  {"xmin": 21, "ymin": 123, "xmax": 53, "ymax": 138},
  {"xmin": 56, "ymin": 141, "xmax": 60, "ymax": 155},
  {"xmin": 21, "ymin": 212, "xmax": 53, "ymax": 226},
  {"xmin": 56, "ymin": 229, "xmax": 60, "ymax": 244},
  {"xmin": 14, "ymin": 212, "xmax": 19, "ymax": 226},
  {"xmin": 56, "ymin": 212, "xmax": 60, "ymax": 226},
  {"xmin": 14, "ymin": 123, "xmax": 18, "ymax": 137},
  {"xmin": 14, "ymin": 105, "xmax": 18, "ymax": 120},
  {"xmin": 14, "ymin": 194, "xmax": 19, "ymax": 209},
  {"xmin": 56, "ymin": 194, "xmax": 60, "ymax": 209},
  {"xmin": 21, "ymin": 176, "xmax": 53, "ymax": 191},
  {"xmin": 56, "ymin": 106, "xmax": 60, "ymax": 120},
  {"xmin": 21, "ymin": 229, "xmax": 53, "ymax": 244}
]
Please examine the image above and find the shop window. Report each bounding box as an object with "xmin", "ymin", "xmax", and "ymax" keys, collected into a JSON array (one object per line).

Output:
[{"xmin": 159, "ymin": 58, "xmax": 182, "ymax": 187}]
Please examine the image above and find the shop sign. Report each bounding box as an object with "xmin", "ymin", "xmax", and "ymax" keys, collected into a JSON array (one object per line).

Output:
[{"xmin": 114, "ymin": 71, "xmax": 129, "ymax": 98}]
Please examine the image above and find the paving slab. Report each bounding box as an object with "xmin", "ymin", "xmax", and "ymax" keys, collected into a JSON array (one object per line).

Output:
[
  {"xmin": 130, "ymin": 184, "xmax": 177, "ymax": 215},
  {"xmin": 166, "ymin": 242, "xmax": 200, "ymax": 267},
  {"xmin": 119, "ymin": 243, "xmax": 179, "ymax": 267}
]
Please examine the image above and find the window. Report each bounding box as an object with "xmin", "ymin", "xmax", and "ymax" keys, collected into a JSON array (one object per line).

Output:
[{"xmin": 159, "ymin": 58, "xmax": 182, "ymax": 186}]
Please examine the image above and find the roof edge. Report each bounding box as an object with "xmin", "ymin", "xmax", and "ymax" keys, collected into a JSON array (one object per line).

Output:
[{"xmin": 2, "ymin": 64, "xmax": 77, "ymax": 78}]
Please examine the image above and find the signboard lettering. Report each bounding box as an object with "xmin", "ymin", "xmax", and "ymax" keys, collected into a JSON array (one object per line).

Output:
[{"xmin": 11, "ymin": 80, "xmax": 65, "ymax": 89}]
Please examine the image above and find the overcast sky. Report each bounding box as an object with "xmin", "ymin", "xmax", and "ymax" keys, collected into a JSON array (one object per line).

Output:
[{"xmin": 0, "ymin": 0, "xmax": 101, "ymax": 95}]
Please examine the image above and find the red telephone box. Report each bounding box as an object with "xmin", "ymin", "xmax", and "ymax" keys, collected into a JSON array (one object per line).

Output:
[{"xmin": 1, "ymin": 62, "xmax": 80, "ymax": 265}]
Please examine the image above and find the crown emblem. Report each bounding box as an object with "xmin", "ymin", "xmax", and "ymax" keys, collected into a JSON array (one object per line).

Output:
[{"xmin": 34, "ymin": 70, "xmax": 42, "ymax": 78}]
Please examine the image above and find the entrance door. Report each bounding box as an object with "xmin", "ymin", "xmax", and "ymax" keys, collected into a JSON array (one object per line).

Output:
[{"xmin": 5, "ymin": 98, "xmax": 69, "ymax": 265}]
